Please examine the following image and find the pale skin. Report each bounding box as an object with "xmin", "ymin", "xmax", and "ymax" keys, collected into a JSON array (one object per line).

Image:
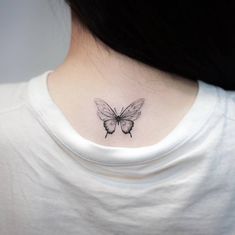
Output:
[{"xmin": 47, "ymin": 13, "xmax": 199, "ymax": 147}]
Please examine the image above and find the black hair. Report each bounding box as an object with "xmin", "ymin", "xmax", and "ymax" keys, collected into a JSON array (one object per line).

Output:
[{"xmin": 65, "ymin": 1, "xmax": 235, "ymax": 90}]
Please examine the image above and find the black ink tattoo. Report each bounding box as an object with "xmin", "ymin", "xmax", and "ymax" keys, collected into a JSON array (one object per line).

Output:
[{"xmin": 94, "ymin": 98, "xmax": 145, "ymax": 138}]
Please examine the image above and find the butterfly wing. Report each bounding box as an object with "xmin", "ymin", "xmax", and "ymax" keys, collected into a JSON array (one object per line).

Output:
[
  {"xmin": 119, "ymin": 98, "xmax": 145, "ymax": 137},
  {"xmin": 94, "ymin": 98, "xmax": 118, "ymax": 138},
  {"xmin": 104, "ymin": 119, "xmax": 117, "ymax": 137},
  {"xmin": 120, "ymin": 119, "xmax": 134, "ymax": 137},
  {"xmin": 120, "ymin": 98, "xmax": 145, "ymax": 121},
  {"xmin": 94, "ymin": 98, "xmax": 117, "ymax": 121}
]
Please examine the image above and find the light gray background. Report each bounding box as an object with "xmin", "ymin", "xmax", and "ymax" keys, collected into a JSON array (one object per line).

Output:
[{"xmin": 0, "ymin": 0, "xmax": 71, "ymax": 83}]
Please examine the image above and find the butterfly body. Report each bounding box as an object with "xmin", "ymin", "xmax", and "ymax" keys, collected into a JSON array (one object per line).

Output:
[
  {"xmin": 115, "ymin": 116, "xmax": 122, "ymax": 124},
  {"xmin": 94, "ymin": 98, "xmax": 145, "ymax": 138}
]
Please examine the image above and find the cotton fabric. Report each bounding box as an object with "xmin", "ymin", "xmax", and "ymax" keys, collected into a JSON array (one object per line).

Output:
[{"xmin": 0, "ymin": 70, "xmax": 235, "ymax": 235}]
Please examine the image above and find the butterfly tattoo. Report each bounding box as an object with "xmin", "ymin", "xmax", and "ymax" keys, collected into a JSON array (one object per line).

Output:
[{"xmin": 94, "ymin": 98, "xmax": 145, "ymax": 138}]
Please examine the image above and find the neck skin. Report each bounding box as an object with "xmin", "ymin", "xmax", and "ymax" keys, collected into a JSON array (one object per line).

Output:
[{"xmin": 47, "ymin": 15, "xmax": 199, "ymax": 147}]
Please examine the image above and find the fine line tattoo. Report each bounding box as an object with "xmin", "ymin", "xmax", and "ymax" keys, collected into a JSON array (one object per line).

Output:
[{"xmin": 94, "ymin": 98, "xmax": 145, "ymax": 138}]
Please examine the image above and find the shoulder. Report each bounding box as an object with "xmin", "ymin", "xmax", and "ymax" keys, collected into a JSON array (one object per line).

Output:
[
  {"xmin": 0, "ymin": 80, "xmax": 28, "ymax": 115},
  {"xmin": 223, "ymin": 89, "xmax": 235, "ymax": 121},
  {"xmin": 0, "ymin": 80, "xmax": 31, "ymax": 154},
  {"xmin": 210, "ymin": 82, "xmax": 235, "ymax": 122}
]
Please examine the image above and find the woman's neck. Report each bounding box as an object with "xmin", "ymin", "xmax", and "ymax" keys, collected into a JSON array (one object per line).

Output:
[
  {"xmin": 46, "ymin": 18, "xmax": 199, "ymax": 147},
  {"xmin": 55, "ymin": 17, "xmax": 197, "ymax": 94}
]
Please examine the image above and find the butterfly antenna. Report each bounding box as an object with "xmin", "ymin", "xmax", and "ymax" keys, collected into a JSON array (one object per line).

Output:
[
  {"xmin": 114, "ymin": 107, "xmax": 117, "ymax": 115},
  {"xmin": 129, "ymin": 132, "xmax": 132, "ymax": 138},
  {"xmin": 105, "ymin": 132, "xmax": 108, "ymax": 138}
]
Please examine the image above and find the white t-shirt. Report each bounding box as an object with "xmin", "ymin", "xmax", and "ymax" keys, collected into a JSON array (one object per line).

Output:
[{"xmin": 0, "ymin": 70, "xmax": 235, "ymax": 235}]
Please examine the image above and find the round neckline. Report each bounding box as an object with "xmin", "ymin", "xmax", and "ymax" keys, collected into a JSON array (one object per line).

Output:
[{"xmin": 26, "ymin": 70, "xmax": 218, "ymax": 166}]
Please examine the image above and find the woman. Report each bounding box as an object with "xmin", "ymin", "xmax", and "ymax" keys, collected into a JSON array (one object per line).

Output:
[{"xmin": 0, "ymin": 1, "xmax": 235, "ymax": 235}]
